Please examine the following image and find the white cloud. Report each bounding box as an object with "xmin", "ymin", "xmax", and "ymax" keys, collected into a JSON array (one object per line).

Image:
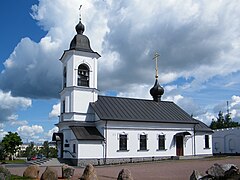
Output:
[
  {"xmin": 0, "ymin": 0, "xmax": 239, "ymax": 101},
  {"xmin": 17, "ymin": 125, "xmax": 44, "ymax": 141},
  {"xmin": 0, "ymin": 90, "xmax": 31, "ymax": 110},
  {"xmin": 117, "ymin": 84, "xmax": 152, "ymax": 100},
  {"xmin": 45, "ymin": 127, "xmax": 58, "ymax": 139},
  {"xmin": 164, "ymin": 85, "xmax": 178, "ymax": 92},
  {"xmin": 0, "ymin": 0, "xmax": 240, "ymax": 139},
  {"xmin": 0, "ymin": 90, "xmax": 31, "ymax": 123},
  {"xmin": 211, "ymin": 95, "xmax": 240, "ymax": 123},
  {"xmin": 16, "ymin": 125, "xmax": 58, "ymax": 143},
  {"xmin": 164, "ymin": 94, "xmax": 184, "ymax": 104},
  {"xmin": 0, "ymin": 130, "xmax": 8, "ymax": 141},
  {"xmin": 10, "ymin": 120, "xmax": 28, "ymax": 126},
  {"xmin": 99, "ymin": 0, "xmax": 240, "ymax": 96},
  {"xmin": 49, "ymin": 102, "xmax": 60, "ymax": 119},
  {"xmin": 194, "ymin": 112, "xmax": 216, "ymax": 125},
  {"xmin": 230, "ymin": 95, "xmax": 240, "ymax": 107},
  {"xmin": 229, "ymin": 95, "xmax": 240, "ymax": 121},
  {"xmin": 164, "ymin": 94, "xmax": 206, "ymax": 118}
]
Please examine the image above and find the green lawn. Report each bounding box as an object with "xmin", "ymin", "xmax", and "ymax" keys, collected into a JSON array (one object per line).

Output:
[
  {"xmin": 0, "ymin": 159, "xmax": 26, "ymax": 164},
  {"xmin": 11, "ymin": 175, "xmax": 35, "ymax": 180}
]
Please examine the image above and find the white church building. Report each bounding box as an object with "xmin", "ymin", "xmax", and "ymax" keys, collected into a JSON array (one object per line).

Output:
[{"xmin": 52, "ymin": 16, "xmax": 213, "ymax": 166}]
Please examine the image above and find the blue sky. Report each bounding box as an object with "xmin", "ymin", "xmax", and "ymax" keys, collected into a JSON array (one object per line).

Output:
[
  {"xmin": 0, "ymin": 0, "xmax": 45, "ymax": 65},
  {"xmin": 0, "ymin": 0, "xmax": 58, "ymax": 143},
  {"xmin": 0, "ymin": 0, "xmax": 240, "ymax": 143}
]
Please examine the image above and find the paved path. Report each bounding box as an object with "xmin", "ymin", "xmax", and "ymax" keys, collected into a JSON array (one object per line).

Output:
[{"xmin": 7, "ymin": 156, "xmax": 240, "ymax": 180}]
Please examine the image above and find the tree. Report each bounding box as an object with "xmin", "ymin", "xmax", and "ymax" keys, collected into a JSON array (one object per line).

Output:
[
  {"xmin": 210, "ymin": 111, "xmax": 239, "ymax": 130},
  {"xmin": 0, "ymin": 142, "xmax": 6, "ymax": 160},
  {"xmin": 1, "ymin": 132, "xmax": 22, "ymax": 160},
  {"xmin": 48, "ymin": 146, "xmax": 57, "ymax": 158},
  {"xmin": 40, "ymin": 141, "xmax": 50, "ymax": 158},
  {"xmin": 37, "ymin": 141, "xmax": 57, "ymax": 158},
  {"xmin": 24, "ymin": 142, "xmax": 37, "ymax": 159}
]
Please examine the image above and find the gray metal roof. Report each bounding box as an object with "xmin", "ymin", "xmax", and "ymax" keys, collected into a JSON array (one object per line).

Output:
[
  {"xmin": 70, "ymin": 126, "xmax": 104, "ymax": 140},
  {"xmin": 194, "ymin": 119, "xmax": 213, "ymax": 133},
  {"xmin": 90, "ymin": 96, "xmax": 197, "ymax": 124}
]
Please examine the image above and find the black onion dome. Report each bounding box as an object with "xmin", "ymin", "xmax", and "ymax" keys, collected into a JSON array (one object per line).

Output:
[
  {"xmin": 75, "ymin": 20, "xmax": 85, "ymax": 34},
  {"xmin": 69, "ymin": 20, "xmax": 95, "ymax": 53},
  {"xmin": 150, "ymin": 79, "xmax": 164, "ymax": 102}
]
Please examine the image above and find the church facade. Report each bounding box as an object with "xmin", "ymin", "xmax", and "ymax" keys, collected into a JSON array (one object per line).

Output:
[{"xmin": 52, "ymin": 17, "xmax": 213, "ymax": 166}]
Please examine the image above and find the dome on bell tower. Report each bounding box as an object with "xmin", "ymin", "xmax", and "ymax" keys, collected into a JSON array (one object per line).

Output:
[{"xmin": 69, "ymin": 18, "xmax": 95, "ymax": 53}]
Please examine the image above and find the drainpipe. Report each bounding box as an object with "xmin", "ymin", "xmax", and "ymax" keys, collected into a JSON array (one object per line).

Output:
[
  {"xmin": 193, "ymin": 124, "xmax": 196, "ymax": 156},
  {"xmin": 104, "ymin": 121, "xmax": 108, "ymax": 164}
]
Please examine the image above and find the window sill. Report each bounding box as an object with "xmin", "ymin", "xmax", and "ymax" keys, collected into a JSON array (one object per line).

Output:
[
  {"xmin": 204, "ymin": 148, "xmax": 211, "ymax": 149},
  {"xmin": 137, "ymin": 149, "xmax": 149, "ymax": 152},
  {"xmin": 156, "ymin": 149, "xmax": 167, "ymax": 151},
  {"xmin": 117, "ymin": 150, "xmax": 129, "ymax": 152}
]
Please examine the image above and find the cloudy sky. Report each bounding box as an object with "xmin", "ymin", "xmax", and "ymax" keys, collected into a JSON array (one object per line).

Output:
[{"xmin": 0, "ymin": 0, "xmax": 240, "ymax": 143}]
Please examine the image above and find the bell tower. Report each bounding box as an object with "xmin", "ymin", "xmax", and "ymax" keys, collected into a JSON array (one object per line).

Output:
[{"xmin": 59, "ymin": 12, "xmax": 100, "ymax": 122}]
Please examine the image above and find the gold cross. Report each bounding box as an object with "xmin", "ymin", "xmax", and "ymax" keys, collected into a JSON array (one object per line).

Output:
[{"xmin": 153, "ymin": 52, "xmax": 160, "ymax": 79}]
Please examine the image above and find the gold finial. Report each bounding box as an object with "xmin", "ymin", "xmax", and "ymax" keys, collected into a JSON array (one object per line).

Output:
[
  {"xmin": 79, "ymin": 5, "xmax": 82, "ymax": 21},
  {"xmin": 153, "ymin": 52, "xmax": 160, "ymax": 79}
]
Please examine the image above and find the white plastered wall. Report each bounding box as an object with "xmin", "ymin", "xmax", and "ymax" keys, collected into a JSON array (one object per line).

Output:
[
  {"xmin": 77, "ymin": 141, "xmax": 104, "ymax": 159},
  {"xmin": 104, "ymin": 121, "xmax": 197, "ymax": 158},
  {"xmin": 195, "ymin": 133, "xmax": 213, "ymax": 155}
]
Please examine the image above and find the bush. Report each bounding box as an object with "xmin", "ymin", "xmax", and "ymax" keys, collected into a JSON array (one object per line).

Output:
[{"xmin": 0, "ymin": 165, "xmax": 11, "ymax": 180}]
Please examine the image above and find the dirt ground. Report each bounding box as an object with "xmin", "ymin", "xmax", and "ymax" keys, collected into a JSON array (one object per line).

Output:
[{"xmin": 7, "ymin": 156, "xmax": 240, "ymax": 180}]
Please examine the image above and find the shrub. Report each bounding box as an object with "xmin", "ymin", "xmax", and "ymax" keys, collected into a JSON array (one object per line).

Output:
[{"xmin": 0, "ymin": 165, "xmax": 11, "ymax": 180}]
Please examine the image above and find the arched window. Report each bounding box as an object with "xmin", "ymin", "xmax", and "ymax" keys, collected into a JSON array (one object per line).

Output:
[
  {"xmin": 62, "ymin": 100, "xmax": 65, "ymax": 113},
  {"xmin": 63, "ymin": 66, "xmax": 66, "ymax": 88},
  {"xmin": 139, "ymin": 134, "xmax": 147, "ymax": 150},
  {"xmin": 158, "ymin": 134, "xmax": 166, "ymax": 150},
  {"xmin": 77, "ymin": 64, "xmax": 89, "ymax": 87}
]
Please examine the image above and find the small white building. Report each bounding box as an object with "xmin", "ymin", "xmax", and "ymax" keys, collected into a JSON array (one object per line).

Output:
[
  {"xmin": 212, "ymin": 127, "xmax": 240, "ymax": 155},
  {"xmin": 52, "ymin": 17, "xmax": 213, "ymax": 166}
]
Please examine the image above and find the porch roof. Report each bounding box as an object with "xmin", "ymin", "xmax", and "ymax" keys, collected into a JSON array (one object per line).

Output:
[{"xmin": 70, "ymin": 126, "xmax": 104, "ymax": 141}]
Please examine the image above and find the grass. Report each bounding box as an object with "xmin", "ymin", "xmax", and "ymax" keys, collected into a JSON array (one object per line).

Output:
[
  {"xmin": 0, "ymin": 159, "xmax": 26, "ymax": 164},
  {"xmin": 11, "ymin": 175, "xmax": 35, "ymax": 180}
]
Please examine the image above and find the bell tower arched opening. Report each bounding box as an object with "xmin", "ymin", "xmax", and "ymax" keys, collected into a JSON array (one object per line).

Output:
[{"xmin": 77, "ymin": 64, "xmax": 89, "ymax": 87}]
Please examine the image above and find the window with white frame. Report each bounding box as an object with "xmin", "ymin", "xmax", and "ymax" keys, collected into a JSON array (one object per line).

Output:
[
  {"xmin": 158, "ymin": 134, "xmax": 165, "ymax": 150},
  {"xmin": 204, "ymin": 135, "xmax": 210, "ymax": 149},
  {"xmin": 140, "ymin": 134, "xmax": 147, "ymax": 150},
  {"xmin": 119, "ymin": 134, "xmax": 127, "ymax": 150}
]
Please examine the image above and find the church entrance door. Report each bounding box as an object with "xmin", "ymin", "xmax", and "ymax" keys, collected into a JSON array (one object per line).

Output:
[{"xmin": 176, "ymin": 136, "xmax": 184, "ymax": 156}]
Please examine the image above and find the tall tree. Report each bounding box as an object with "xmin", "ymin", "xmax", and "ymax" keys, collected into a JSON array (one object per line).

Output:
[
  {"xmin": 41, "ymin": 141, "xmax": 50, "ymax": 158},
  {"xmin": 24, "ymin": 142, "xmax": 37, "ymax": 159},
  {"xmin": 210, "ymin": 111, "xmax": 239, "ymax": 130},
  {"xmin": 48, "ymin": 146, "xmax": 57, "ymax": 158},
  {"xmin": 1, "ymin": 132, "xmax": 22, "ymax": 160},
  {"xmin": 0, "ymin": 142, "xmax": 6, "ymax": 160}
]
